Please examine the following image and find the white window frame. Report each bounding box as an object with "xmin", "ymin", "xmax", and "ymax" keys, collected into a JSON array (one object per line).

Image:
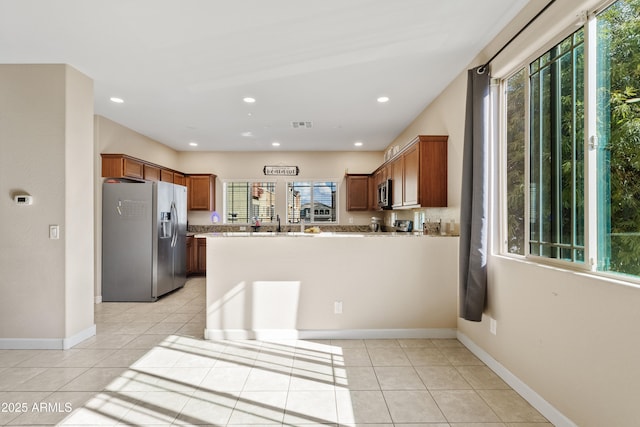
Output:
[
  {"xmin": 222, "ymin": 179, "xmax": 278, "ymax": 224},
  {"xmin": 585, "ymin": 11, "xmax": 599, "ymax": 272},
  {"xmin": 498, "ymin": 0, "xmax": 640, "ymax": 286},
  {"xmin": 286, "ymin": 179, "xmax": 339, "ymax": 224}
]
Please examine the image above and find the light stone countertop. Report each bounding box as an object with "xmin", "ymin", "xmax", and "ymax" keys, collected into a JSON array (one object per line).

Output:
[{"xmin": 197, "ymin": 231, "xmax": 458, "ymax": 238}]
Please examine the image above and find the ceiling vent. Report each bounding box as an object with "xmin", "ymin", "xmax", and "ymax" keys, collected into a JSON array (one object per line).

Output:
[{"xmin": 291, "ymin": 121, "xmax": 313, "ymax": 129}]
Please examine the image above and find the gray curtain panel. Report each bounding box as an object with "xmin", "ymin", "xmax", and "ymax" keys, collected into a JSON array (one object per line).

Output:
[{"xmin": 459, "ymin": 66, "xmax": 490, "ymax": 322}]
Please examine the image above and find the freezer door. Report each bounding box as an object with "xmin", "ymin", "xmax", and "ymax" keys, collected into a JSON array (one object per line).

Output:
[
  {"xmin": 156, "ymin": 181, "xmax": 175, "ymax": 297},
  {"xmin": 102, "ymin": 181, "xmax": 154, "ymax": 302},
  {"xmin": 173, "ymin": 184, "xmax": 187, "ymax": 291}
]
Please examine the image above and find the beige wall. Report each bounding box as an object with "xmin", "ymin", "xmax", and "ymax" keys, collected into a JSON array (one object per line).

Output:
[
  {"xmin": 94, "ymin": 115, "xmax": 181, "ymax": 300},
  {"xmin": 405, "ymin": 0, "xmax": 639, "ymax": 425},
  {"xmin": 470, "ymin": 257, "xmax": 640, "ymax": 427},
  {"xmin": 0, "ymin": 64, "xmax": 94, "ymax": 347},
  {"xmin": 206, "ymin": 234, "xmax": 458, "ymax": 339},
  {"xmin": 64, "ymin": 66, "xmax": 95, "ymax": 339},
  {"xmin": 178, "ymin": 150, "xmax": 383, "ymax": 226},
  {"xmin": 96, "ymin": 115, "xmax": 180, "ymax": 170},
  {"xmin": 387, "ymin": 72, "xmax": 467, "ymax": 210}
]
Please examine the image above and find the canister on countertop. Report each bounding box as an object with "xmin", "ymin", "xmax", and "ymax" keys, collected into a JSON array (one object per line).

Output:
[{"xmin": 423, "ymin": 218, "xmax": 441, "ymax": 235}]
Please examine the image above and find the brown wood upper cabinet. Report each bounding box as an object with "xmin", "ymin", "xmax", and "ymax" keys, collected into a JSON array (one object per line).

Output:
[
  {"xmin": 375, "ymin": 135, "xmax": 448, "ymax": 209},
  {"xmin": 187, "ymin": 174, "xmax": 216, "ymax": 211},
  {"xmin": 101, "ymin": 154, "xmax": 186, "ymax": 186},
  {"xmin": 391, "ymin": 157, "xmax": 404, "ymax": 208},
  {"xmin": 101, "ymin": 154, "xmax": 217, "ymax": 211},
  {"xmin": 345, "ymin": 135, "xmax": 447, "ymax": 212},
  {"xmin": 102, "ymin": 154, "xmax": 145, "ymax": 180},
  {"xmin": 405, "ymin": 135, "xmax": 447, "ymax": 207},
  {"xmin": 345, "ymin": 164, "xmax": 390, "ymax": 212},
  {"xmin": 368, "ymin": 174, "xmax": 378, "ymax": 211},
  {"xmin": 345, "ymin": 174, "xmax": 370, "ymax": 211},
  {"xmin": 143, "ymin": 164, "xmax": 160, "ymax": 181},
  {"xmin": 173, "ymin": 173, "xmax": 186, "ymax": 186},
  {"xmin": 401, "ymin": 143, "xmax": 420, "ymax": 206}
]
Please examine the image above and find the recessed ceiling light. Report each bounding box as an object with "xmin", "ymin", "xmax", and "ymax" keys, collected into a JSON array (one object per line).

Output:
[
  {"xmin": 243, "ymin": 97, "xmax": 256, "ymax": 103},
  {"xmin": 377, "ymin": 96, "xmax": 389, "ymax": 103},
  {"xmin": 189, "ymin": 142, "xmax": 198, "ymax": 147},
  {"xmin": 110, "ymin": 97, "xmax": 124, "ymax": 103},
  {"xmin": 354, "ymin": 141, "xmax": 363, "ymax": 147},
  {"xmin": 272, "ymin": 142, "xmax": 281, "ymax": 147}
]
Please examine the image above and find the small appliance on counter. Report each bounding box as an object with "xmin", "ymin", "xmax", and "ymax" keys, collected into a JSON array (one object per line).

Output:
[
  {"xmin": 393, "ymin": 219, "xmax": 413, "ymax": 232},
  {"xmin": 369, "ymin": 217, "xmax": 382, "ymax": 232}
]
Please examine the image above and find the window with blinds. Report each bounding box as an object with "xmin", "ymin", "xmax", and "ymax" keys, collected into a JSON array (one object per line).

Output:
[{"xmin": 224, "ymin": 181, "xmax": 276, "ymax": 223}]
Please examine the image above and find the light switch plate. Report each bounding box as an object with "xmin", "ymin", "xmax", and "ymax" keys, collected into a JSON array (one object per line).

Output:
[
  {"xmin": 334, "ymin": 301, "xmax": 343, "ymax": 314},
  {"xmin": 49, "ymin": 225, "xmax": 60, "ymax": 240}
]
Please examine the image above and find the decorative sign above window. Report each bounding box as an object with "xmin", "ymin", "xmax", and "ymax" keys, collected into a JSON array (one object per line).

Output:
[{"xmin": 263, "ymin": 166, "xmax": 299, "ymax": 176}]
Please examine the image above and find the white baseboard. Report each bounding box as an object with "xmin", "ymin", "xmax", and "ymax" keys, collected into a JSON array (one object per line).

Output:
[
  {"xmin": 0, "ymin": 325, "xmax": 96, "ymax": 350},
  {"xmin": 204, "ymin": 328, "xmax": 457, "ymax": 341},
  {"xmin": 457, "ymin": 331, "xmax": 577, "ymax": 427},
  {"xmin": 95, "ymin": 295, "xmax": 103, "ymax": 304},
  {"xmin": 0, "ymin": 338, "xmax": 64, "ymax": 350},
  {"xmin": 63, "ymin": 324, "xmax": 97, "ymax": 349}
]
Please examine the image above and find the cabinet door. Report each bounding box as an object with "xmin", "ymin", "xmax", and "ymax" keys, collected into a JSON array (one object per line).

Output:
[
  {"xmin": 186, "ymin": 236, "xmax": 196, "ymax": 275},
  {"xmin": 380, "ymin": 165, "xmax": 390, "ymax": 184},
  {"xmin": 368, "ymin": 175, "xmax": 378, "ymax": 210},
  {"xmin": 346, "ymin": 175, "xmax": 370, "ymax": 211},
  {"xmin": 101, "ymin": 155, "xmax": 123, "ymax": 178},
  {"xmin": 418, "ymin": 136, "xmax": 448, "ymax": 207},
  {"xmin": 402, "ymin": 144, "xmax": 420, "ymax": 206},
  {"xmin": 174, "ymin": 173, "xmax": 186, "ymax": 186},
  {"xmin": 144, "ymin": 164, "xmax": 160, "ymax": 181},
  {"xmin": 373, "ymin": 168, "xmax": 382, "ymax": 186},
  {"xmin": 196, "ymin": 238, "xmax": 207, "ymax": 273},
  {"xmin": 391, "ymin": 159, "xmax": 403, "ymax": 207},
  {"xmin": 187, "ymin": 174, "xmax": 216, "ymax": 211},
  {"xmin": 161, "ymin": 169, "xmax": 174, "ymax": 182},
  {"xmin": 123, "ymin": 158, "xmax": 144, "ymax": 179}
]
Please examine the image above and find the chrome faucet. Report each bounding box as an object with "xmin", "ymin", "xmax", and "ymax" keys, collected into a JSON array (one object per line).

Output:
[{"xmin": 276, "ymin": 214, "xmax": 281, "ymax": 232}]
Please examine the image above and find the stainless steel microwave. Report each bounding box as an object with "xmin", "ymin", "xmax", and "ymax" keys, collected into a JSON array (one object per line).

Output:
[{"xmin": 377, "ymin": 179, "xmax": 392, "ymax": 209}]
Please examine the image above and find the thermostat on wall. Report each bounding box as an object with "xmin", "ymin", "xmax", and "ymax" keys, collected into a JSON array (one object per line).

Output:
[{"xmin": 14, "ymin": 195, "xmax": 33, "ymax": 205}]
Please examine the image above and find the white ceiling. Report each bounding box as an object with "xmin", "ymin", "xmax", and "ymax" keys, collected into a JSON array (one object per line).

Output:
[{"xmin": 0, "ymin": 0, "xmax": 529, "ymax": 151}]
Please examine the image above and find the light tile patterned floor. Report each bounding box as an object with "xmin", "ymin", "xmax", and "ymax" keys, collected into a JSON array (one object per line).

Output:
[{"xmin": 0, "ymin": 278, "xmax": 552, "ymax": 426}]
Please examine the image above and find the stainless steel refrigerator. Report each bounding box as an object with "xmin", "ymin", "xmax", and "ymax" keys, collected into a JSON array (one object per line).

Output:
[{"xmin": 102, "ymin": 180, "xmax": 187, "ymax": 302}]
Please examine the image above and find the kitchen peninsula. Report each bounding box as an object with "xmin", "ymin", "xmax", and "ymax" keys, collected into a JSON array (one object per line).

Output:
[{"xmin": 201, "ymin": 232, "xmax": 459, "ymax": 340}]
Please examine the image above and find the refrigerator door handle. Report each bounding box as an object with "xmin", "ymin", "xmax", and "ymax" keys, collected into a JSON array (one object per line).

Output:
[{"xmin": 170, "ymin": 202, "xmax": 178, "ymax": 247}]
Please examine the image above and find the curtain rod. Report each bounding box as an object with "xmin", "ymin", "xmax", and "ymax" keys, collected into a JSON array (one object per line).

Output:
[{"xmin": 478, "ymin": 0, "xmax": 556, "ymax": 74}]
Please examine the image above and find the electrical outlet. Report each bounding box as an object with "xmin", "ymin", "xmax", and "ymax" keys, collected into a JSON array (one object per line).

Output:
[
  {"xmin": 334, "ymin": 301, "xmax": 343, "ymax": 314},
  {"xmin": 489, "ymin": 318, "xmax": 497, "ymax": 335}
]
